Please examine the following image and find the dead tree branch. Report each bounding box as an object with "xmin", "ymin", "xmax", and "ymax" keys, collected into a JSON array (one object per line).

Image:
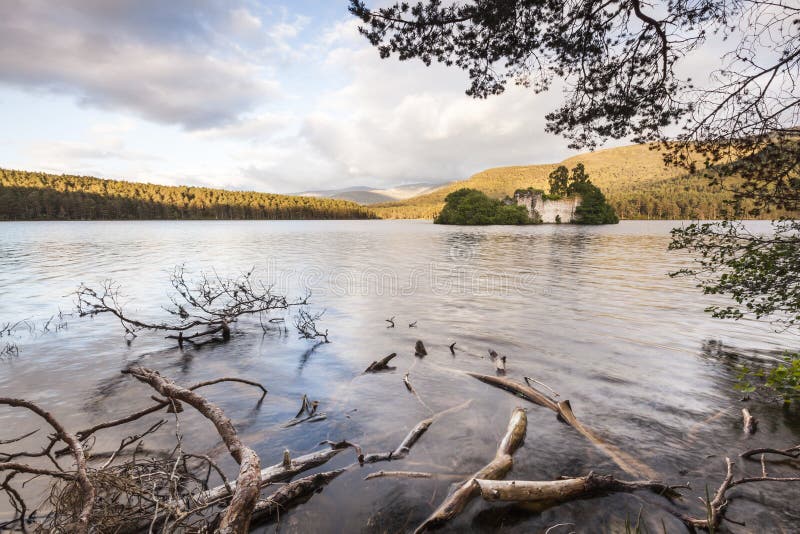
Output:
[
  {"xmin": 190, "ymin": 446, "xmax": 344, "ymax": 511},
  {"xmin": 741, "ymin": 443, "xmax": 800, "ymax": 460},
  {"xmin": 294, "ymin": 308, "xmax": 329, "ymax": 343},
  {"xmin": 675, "ymin": 457, "xmax": 800, "ymax": 530},
  {"xmin": 742, "ymin": 408, "xmax": 758, "ymax": 435},
  {"xmin": 415, "ymin": 407, "xmax": 527, "ymax": 533},
  {"xmin": 76, "ymin": 267, "xmax": 315, "ymax": 345},
  {"xmin": 467, "ymin": 372, "xmax": 656, "ymax": 478},
  {"xmin": 54, "ymin": 376, "xmax": 267, "ymax": 457},
  {"xmin": 364, "ymin": 471, "xmax": 467, "ymax": 481},
  {"xmin": 475, "ymin": 472, "xmax": 687, "ymax": 503},
  {"xmin": 0, "ymin": 398, "xmax": 95, "ymax": 534},
  {"xmin": 365, "ymin": 353, "xmax": 397, "ymax": 372},
  {"xmin": 122, "ymin": 367, "xmax": 261, "ymax": 534},
  {"xmin": 251, "ymin": 469, "xmax": 345, "ymax": 524}
]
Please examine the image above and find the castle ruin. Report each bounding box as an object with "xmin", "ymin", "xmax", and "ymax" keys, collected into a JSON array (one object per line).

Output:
[{"xmin": 513, "ymin": 189, "xmax": 581, "ymax": 223}]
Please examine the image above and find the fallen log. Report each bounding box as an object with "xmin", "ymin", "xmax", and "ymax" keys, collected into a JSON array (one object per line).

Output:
[
  {"xmin": 474, "ymin": 473, "xmax": 685, "ymax": 503},
  {"xmin": 251, "ymin": 469, "xmax": 345, "ymax": 523},
  {"xmin": 554, "ymin": 399, "xmax": 656, "ymax": 479},
  {"xmin": 414, "ymin": 407, "xmax": 527, "ymax": 533},
  {"xmin": 283, "ymin": 395, "xmax": 326, "ymax": 427},
  {"xmin": 365, "ymin": 353, "xmax": 397, "ymax": 372},
  {"xmin": 361, "ymin": 399, "xmax": 472, "ymax": 464},
  {"xmin": 403, "ymin": 372, "xmax": 415, "ymax": 392},
  {"xmin": 362, "ymin": 418, "xmax": 432, "ymax": 463},
  {"xmin": 191, "ymin": 447, "xmax": 343, "ymax": 508},
  {"xmin": 123, "ymin": 367, "xmax": 261, "ymax": 534},
  {"xmin": 742, "ymin": 408, "xmax": 758, "ymax": 435},
  {"xmin": 466, "ymin": 372, "xmax": 656, "ymax": 479},
  {"xmin": 466, "ymin": 372, "xmax": 559, "ymax": 411}
]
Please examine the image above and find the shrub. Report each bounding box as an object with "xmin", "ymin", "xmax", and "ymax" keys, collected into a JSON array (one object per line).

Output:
[{"xmin": 434, "ymin": 188, "xmax": 531, "ymax": 225}]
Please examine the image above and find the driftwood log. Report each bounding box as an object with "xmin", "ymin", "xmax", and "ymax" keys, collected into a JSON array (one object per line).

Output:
[
  {"xmin": 362, "ymin": 418, "xmax": 433, "ymax": 463},
  {"xmin": 123, "ymin": 367, "xmax": 261, "ymax": 534},
  {"xmin": 191, "ymin": 447, "xmax": 343, "ymax": 508},
  {"xmin": 414, "ymin": 407, "xmax": 527, "ymax": 533},
  {"xmin": 474, "ymin": 473, "xmax": 685, "ymax": 503},
  {"xmin": 742, "ymin": 408, "xmax": 758, "ymax": 435},
  {"xmin": 362, "ymin": 400, "xmax": 472, "ymax": 464},
  {"xmin": 467, "ymin": 372, "xmax": 656, "ymax": 478},
  {"xmin": 251, "ymin": 469, "xmax": 345, "ymax": 523},
  {"xmin": 365, "ymin": 353, "xmax": 397, "ymax": 372}
]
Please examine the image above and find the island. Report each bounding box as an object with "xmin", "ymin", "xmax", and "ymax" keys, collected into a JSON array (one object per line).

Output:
[{"xmin": 435, "ymin": 163, "xmax": 619, "ymax": 225}]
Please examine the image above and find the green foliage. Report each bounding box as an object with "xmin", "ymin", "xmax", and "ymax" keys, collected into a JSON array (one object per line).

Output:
[
  {"xmin": 434, "ymin": 188, "xmax": 531, "ymax": 225},
  {"xmin": 0, "ymin": 168, "xmax": 377, "ymax": 221},
  {"xmin": 736, "ymin": 352, "xmax": 800, "ymax": 404},
  {"xmin": 548, "ymin": 165, "xmax": 569, "ymax": 196},
  {"xmin": 571, "ymin": 180, "xmax": 619, "ymax": 224},
  {"xmin": 671, "ymin": 219, "xmax": 800, "ymax": 329},
  {"xmin": 550, "ymin": 162, "xmax": 589, "ymax": 197},
  {"xmin": 546, "ymin": 163, "xmax": 619, "ymax": 224}
]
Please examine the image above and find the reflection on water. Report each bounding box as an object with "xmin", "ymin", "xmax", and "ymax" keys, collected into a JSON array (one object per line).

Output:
[{"xmin": 0, "ymin": 220, "xmax": 798, "ymax": 532}]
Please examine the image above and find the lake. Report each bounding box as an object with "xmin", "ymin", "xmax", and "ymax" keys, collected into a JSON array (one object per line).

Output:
[{"xmin": 1, "ymin": 220, "xmax": 798, "ymax": 532}]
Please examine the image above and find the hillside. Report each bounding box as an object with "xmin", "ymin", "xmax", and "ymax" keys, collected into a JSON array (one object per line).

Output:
[
  {"xmin": 371, "ymin": 144, "xmax": 764, "ymax": 220},
  {"xmin": 0, "ymin": 169, "xmax": 377, "ymax": 221}
]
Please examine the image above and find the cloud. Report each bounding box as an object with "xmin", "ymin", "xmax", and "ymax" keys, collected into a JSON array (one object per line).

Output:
[
  {"xmin": 0, "ymin": 5, "xmax": 632, "ymax": 194},
  {"xmin": 27, "ymin": 140, "xmax": 156, "ymax": 163},
  {"xmin": 286, "ymin": 28, "xmax": 580, "ymax": 188},
  {"xmin": 194, "ymin": 113, "xmax": 295, "ymax": 141},
  {"xmin": 0, "ymin": 0, "xmax": 280, "ymax": 129}
]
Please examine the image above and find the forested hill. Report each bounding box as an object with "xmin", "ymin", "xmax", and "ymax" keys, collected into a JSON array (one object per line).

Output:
[
  {"xmin": 0, "ymin": 169, "xmax": 377, "ymax": 220},
  {"xmin": 371, "ymin": 144, "xmax": 778, "ymax": 220}
]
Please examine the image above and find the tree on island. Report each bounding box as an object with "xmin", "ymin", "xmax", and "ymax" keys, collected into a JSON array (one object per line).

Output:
[
  {"xmin": 349, "ymin": 0, "xmax": 799, "ymax": 329},
  {"xmin": 548, "ymin": 163, "xmax": 619, "ymax": 224},
  {"xmin": 434, "ymin": 188, "xmax": 530, "ymax": 225}
]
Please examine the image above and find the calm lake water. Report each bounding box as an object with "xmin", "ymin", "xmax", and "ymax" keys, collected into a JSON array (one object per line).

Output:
[{"xmin": 1, "ymin": 220, "xmax": 798, "ymax": 532}]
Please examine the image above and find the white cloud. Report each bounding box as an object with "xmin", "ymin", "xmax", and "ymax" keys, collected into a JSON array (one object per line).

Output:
[
  {"xmin": 280, "ymin": 28, "xmax": 580, "ymax": 188},
  {"xmin": 0, "ymin": 5, "xmax": 635, "ymax": 194},
  {"xmin": 194, "ymin": 112, "xmax": 295, "ymax": 141},
  {"xmin": 0, "ymin": 0, "xmax": 279, "ymax": 129}
]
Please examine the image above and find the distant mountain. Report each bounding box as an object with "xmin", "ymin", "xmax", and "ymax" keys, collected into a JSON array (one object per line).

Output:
[
  {"xmin": 295, "ymin": 182, "xmax": 445, "ymax": 205},
  {"xmin": 0, "ymin": 168, "xmax": 377, "ymax": 220},
  {"xmin": 370, "ymin": 144, "xmax": 780, "ymax": 220}
]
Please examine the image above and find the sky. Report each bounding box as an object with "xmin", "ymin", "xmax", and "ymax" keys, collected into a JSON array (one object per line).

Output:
[{"xmin": 0, "ymin": 1, "xmax": 633, "ymax": 193}]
